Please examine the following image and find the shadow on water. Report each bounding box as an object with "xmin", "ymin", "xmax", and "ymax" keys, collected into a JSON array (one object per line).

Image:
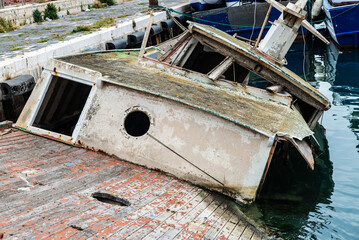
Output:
[{"xmin": 243, "ymin": 125, "xmax": 334, "ymax": 239}]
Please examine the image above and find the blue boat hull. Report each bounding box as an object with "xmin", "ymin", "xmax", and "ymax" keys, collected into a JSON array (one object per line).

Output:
[
  {"xmin": 323, "ymin": 0, "xmax": 359, "ymax": 48},
  {"xmin": 192, "ymin": 1, "xmax": 303, "ymax": 39}
]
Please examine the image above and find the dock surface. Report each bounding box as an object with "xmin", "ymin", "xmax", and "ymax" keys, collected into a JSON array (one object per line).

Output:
[{"xmin": 0, "ymin": 130, "xmax": 264, "ymax": 239}]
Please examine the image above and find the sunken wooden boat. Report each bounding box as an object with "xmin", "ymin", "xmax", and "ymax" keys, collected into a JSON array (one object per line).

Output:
[{"xmin": 15, "ymin": 0, "xmax": 331, "ymax": 203}]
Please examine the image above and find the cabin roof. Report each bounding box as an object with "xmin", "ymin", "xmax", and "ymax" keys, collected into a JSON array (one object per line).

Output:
[
  {"xmin": 188, "ymin": 22, "xmax": 330, "ymax": 111},
  {"xmin": 60, "ymin": 52, "xmax": 312, "ymax": 139}
]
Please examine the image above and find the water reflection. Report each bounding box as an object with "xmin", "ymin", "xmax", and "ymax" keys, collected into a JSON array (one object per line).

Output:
[{"xmin": 244, "ymin": 40, "xmax": 359, "ymax": 239}]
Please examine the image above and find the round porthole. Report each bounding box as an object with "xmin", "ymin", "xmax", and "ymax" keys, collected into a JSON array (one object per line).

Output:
[{"xmin": 124, "ymin": 111, "xmax": 150, "ymax": 137}]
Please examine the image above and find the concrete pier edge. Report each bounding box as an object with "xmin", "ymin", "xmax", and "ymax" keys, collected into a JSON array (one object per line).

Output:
[{"xmin": 0, "ymin": 2, "xmax": 190, "ymax": 82}]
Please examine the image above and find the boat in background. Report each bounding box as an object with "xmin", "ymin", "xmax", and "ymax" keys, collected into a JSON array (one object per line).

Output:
[
  {"xmin": 191, "ymin": 0, "xmax": 300, "ymax": 40},
  {"xmin": 190, "ymin": 0, "xmax": 225, "ymax": 11},
  {"xmin": 323, "ymin": 0, "xmax": 359, "ymax": 48}
]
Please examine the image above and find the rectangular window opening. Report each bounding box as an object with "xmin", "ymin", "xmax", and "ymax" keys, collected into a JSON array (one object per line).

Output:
[{"xmin": 32, "ymin": 76, "xmax": 91, "ymax": 136}]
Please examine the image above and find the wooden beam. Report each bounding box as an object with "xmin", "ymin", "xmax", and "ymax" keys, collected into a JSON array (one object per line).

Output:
[
  {"xmin": 266, "ymin": 85, "xmax": 283, "ymax": 93},
  {"xmin": 190, "ymin": 30, "xmax": 329, "ymax": 111},
  {"xmin": 207, "ymin": 56, "xmax": 234, "ymax": 81},
  {"xmin": 139, "ymin": 11, "xmax": 154, "ymax": 58},
  {"xmin": 158, "ymin": 31, "xmax": 191, "ymax": 62}
]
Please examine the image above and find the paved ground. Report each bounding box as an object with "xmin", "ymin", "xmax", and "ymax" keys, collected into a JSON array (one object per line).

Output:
[{"xmin": 0, "ymin": 0, "xmax": 187, "ymax": 61}]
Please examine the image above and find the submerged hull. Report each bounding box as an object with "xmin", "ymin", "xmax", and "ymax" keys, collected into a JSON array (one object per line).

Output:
[
  {"xmin": 15, "ymin": 22, "xmax": 330, "ymax": 203},
  {"xmin": 15, "ymin": 52, "xmax": 311, "ymax": 203},
  {"xmin": 323, "ymin": 0, "xmax": 359, "ymax": 48}
]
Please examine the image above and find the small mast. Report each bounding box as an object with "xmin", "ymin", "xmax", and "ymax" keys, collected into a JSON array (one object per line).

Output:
[{"xmin": 257, "ymin": 0, "xmax": 329, "ymax": 62}]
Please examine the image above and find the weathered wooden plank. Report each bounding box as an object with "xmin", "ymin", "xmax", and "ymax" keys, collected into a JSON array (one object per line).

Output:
[
  {"xmin": 81, "ymin": 180, "xmax": 185, "ymax": 239},
  {"xmin": 124, "ymin": 187, "xmax": 201, "ymax": 239},
  {"xmin": 239, "ymin": 226, "xmax": 255, "ymax": 240},
  {"xmin": 251, "ymin": 231, "xmax": 263, "ymax": 240},
  {"xmin": 189, "ymin": 201, "xmax": 227, "ymax": 239},
  {"xmin": 70, "ymin": 178, "xmax": 179, "ymax": 239},
  {"xmin": 202, "ymin": 208, "xmax": 232, "ymax": 239},
  {"xmin": 141, "ymin": 190, "xmax": 208, "ymax": 240},
  {"xmin": 49, "ymin": 175, "xmax": 174, "ymax": 239},
  {"xmin": 0, "ymin": 163, "xmax": 136, "ymax": 233},
  {"xmin": 214, "ymin": 214, "xmax": 240, "ymax": 240},
  {"xmin": 108, "ymin": 183, "xmax": 196, "ymax": 238},
  {"xmin": 101, "ymin": 182, "xmax": 194, "ymax": 238},
  {"xmin": 1, "ymin": 166, "xmax": 144, "ymax": 238},
  {"xmin": 0, "ymin": 131, "xmax": 266, "ymax": 239},
  {"xmin": 227, "ymin": 220, "xmax": 247, "ymax": 240},
  {"xmin": 7, "ymin": 166, "xmax": 152, "ymax": 238},
  {"xmin": 159, "ymin": 193, "xmax": 215, "ymax": 239}
]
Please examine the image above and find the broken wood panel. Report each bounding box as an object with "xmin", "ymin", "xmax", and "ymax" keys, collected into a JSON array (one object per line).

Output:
[{"xmin": 189, "ymin": 24, "xmax": 330, "ymax": 111}]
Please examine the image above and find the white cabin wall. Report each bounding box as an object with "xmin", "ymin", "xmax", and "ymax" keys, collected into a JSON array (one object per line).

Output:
[{"xmin": 77, "ymin": 82, "xmax": 273, "ymax": 202}]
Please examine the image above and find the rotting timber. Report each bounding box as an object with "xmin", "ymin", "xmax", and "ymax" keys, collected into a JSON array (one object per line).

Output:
[{"xmin": 15, "ymin": 0, "xmax": 330, "ymax": 203}]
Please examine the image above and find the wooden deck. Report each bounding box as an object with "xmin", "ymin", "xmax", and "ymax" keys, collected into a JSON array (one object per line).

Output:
[{"xmin": 0, "ymin": 130, "xmax": 265, "ymax": 239}]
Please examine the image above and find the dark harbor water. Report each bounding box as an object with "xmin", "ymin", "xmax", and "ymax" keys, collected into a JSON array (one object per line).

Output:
[{"xmin": 244, "ymin": 40, "xmax": 359, "ymax": 239}]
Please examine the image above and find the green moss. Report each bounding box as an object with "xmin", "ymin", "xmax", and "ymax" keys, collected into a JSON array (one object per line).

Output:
[
  {"xmin": 0, "ymin": 18, "xmax": 16, "ymax": 33},
  {"xmin": 38, "ymin": 37, "xmax": 49, "ymax": 43},
  {"xmin": 72, "ymin": 25, "xmax": 91, "ymax": 33},
  {"xmin": 117, "ymin": 14, "xmax": 131, "ymax": 18},
  {"xmin": 53, "ymin": 33, "xmax": 69, "ymax": 41},
  {"xmin": 10, "ymin": 46, "xmax": 22, "ymax": 51},
  {"xmin": 72, "ymin": 17, "xmax": 115, "ymax": 33}
]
